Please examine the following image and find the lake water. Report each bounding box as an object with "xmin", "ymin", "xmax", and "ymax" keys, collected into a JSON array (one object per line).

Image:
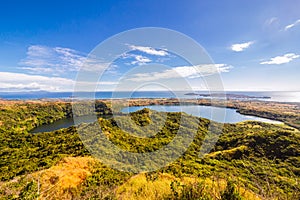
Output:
[
  {"xmin": 30, "ymin": 115, "xmax": 97, "ymax": 133},
  {"xmin": 122, "ymin": 105, "xmax": 283, "ymax": 124},
  {"xmin": 31, "ymin": 105, "xmax": 282, "ymax": 133}
]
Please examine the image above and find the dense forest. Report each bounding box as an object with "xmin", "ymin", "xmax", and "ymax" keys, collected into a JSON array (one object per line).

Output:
[{"xmin": 0, "ymin": 100, "xmax": 299, "ymax": 199}]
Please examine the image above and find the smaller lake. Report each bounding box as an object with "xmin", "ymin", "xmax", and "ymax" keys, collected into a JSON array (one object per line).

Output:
[
  {"xmin": 30, "ymin": 115, "xmax": 97, "ymax": 133},
  {"xmin": 121, "ymin": 105, "xmax": 283, "ymax": 124}
]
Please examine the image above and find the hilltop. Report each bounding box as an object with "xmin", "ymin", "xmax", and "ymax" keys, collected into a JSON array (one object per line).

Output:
[{"xmin": 0, "ymin": 99, "xmax": 299, "ymax": 199}]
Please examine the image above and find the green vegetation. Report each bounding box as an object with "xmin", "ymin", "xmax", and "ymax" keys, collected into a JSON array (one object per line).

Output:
[{"xmin": 0, "ymin": 100, "xmax": 299, "ymax": 199}]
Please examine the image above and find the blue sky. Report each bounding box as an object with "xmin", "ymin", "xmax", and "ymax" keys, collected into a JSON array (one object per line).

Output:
[{"xmin": 1, "ymin": 0, "xmax": 300, "ymax": 92}]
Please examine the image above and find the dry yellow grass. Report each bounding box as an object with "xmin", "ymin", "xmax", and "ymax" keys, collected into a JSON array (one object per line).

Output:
[
  {"xmin": 237, "ymin": 186, "xmax": 262, "ymax": 200},
  {"xmin": 0, "ymin": 156, "xmax": 262, "ymax": 200},
  {"xmin": 32, "ymin": 156, "xmax": 96, "ymax": 199},
  {"xmin": 116, "ymin": 173, "xmax": 175, "ymax": 200},
  {"xmin": 116, "ymin": 173, "xmax": 262, "ymax": 200},
  {"xmin": 205, "ymin": 145, "xmax": 248, "ymax": 159}
]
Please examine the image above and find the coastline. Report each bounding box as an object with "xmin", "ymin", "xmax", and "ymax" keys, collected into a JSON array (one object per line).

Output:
[{"xmin": 1, "ymin": 91, "xmax": 300, "ymax": 103}]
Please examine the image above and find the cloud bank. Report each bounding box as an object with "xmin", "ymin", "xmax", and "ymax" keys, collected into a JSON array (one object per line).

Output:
[
  {"xmin": 0, "ymin": 72, "xmax": 74, "ymax": 91},
  {"xmin": 0, "ymin": 72, "xmax": 117, "ymax": 92}
]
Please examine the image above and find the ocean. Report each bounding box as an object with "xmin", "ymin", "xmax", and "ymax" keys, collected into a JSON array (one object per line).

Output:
[{"xmin": 1, "ymin": 91, "xmax": 300, "ymax": 103}]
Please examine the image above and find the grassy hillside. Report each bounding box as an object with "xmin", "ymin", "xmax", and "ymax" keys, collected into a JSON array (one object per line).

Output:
[{"xmin": 0, "ymin": 101, "xmax": 299, "ymax": 199}]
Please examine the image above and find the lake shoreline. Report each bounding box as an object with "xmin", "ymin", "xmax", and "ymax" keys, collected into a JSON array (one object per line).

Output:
[
  {"xmin": 10, "ymin": 97, "xmax": 297, "ymax": 132},
  {"xmin": 31, "ymin": 103, "xmax": 284, "ymax": 133}
]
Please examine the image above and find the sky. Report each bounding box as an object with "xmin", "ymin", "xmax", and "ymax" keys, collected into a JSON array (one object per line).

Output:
[{"xmin": 1, "ymin": 0, "xmax": 300, "ymax": 92}]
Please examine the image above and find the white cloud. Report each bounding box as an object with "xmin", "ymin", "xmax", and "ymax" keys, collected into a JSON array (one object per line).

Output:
[
  {"xmin": 260, "ymin": 53, "xmax": 300, "ymax": 65},
  {"xmin": 0, "ymin": 72, "xmax": 74, "ymax": 92},
  {"xmin": 0, "ymin": 72, "xmax": 117, "ymax": 92},
  {"xmin": 231, "ymin": 41, "xmax": 254, "ymax": 52},
  {"xmin": 284, "ymin": 19, "xmax": 300, "ymax": 31},
  {"xmin": 131, "ymin": 55, "xmax": 152, "ymax": 65},
  {"xmin": 129, "ymin": 45, "xmax": 169, "ymax": 56},
  {"xmin": 19, "ymin": 45, "xmax": 113, "ymax": 75},
  {"xmin": 121, "ymin": 53, "xmax": 152, "ymax": 65},
  {"xmin": 19, "ymin": 45, "xmax": 84, "ymax": 74},
  {"xmin": 127, "ymin": 64, "xmax": 232, "ymax": 82}
]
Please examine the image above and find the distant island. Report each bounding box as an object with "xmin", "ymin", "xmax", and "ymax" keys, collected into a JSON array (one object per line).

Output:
[{"xmin": 185, "ymin": 92, "xmax": 271, "ymax": 99}]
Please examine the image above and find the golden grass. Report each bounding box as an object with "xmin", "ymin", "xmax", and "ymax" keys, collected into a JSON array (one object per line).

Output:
[
  {"xmin": 237, "ymin": 186, "xmax": 262, "ymax": 200},
  {"xmin": 205, "ymin": 145, "xmax": 248, "ymax": 159},
  {"xmin": 116, "ymin": 173, "xmax": 262, "ymax": 200},
  {"xmin": 116, "ymin": 173, "xmax": 175, "ymax": 200},
  {"xmin": 0, "ymin": 156, "xmax": 262, "ymax": 200},
  {"xmin": 32, "ymin": 156, "xmax": 96, "ymax": 199}
]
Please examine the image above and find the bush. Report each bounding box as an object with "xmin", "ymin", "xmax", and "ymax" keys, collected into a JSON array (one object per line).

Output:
[{"xmin": 220, "ymin": 181, "xmax": 242, "ymax": 200}]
